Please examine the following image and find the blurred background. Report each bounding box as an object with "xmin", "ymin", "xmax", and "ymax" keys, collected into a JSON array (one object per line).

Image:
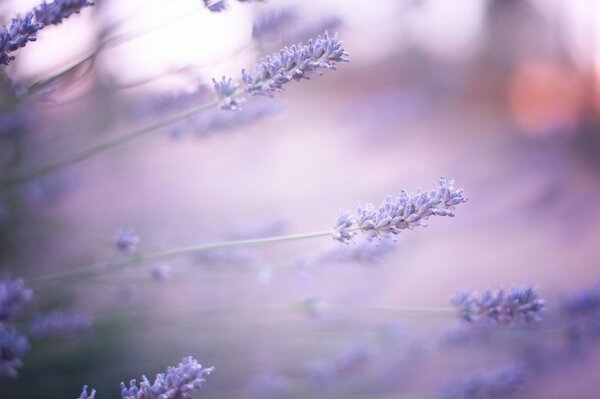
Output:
[{"xmin": 1, "ymin": 0, "xmax": 600, "ymax": 398}]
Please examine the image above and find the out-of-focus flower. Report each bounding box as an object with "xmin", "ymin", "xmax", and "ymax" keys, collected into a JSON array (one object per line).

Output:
[
  {"xmin": 242, "ymin": 31, "xmax": 349, "ymax": 96},
  {"xmin": 0, "ymin": 276, "xmax": 33, "ymax": 323},
  {"xmin": 212, "ymin": 76, "xmax": 243, "ymax": 111},
  {"xmin": 452, "ymin": 285, "xmax": 545, "ymax": 325},
  {"xmin": 203, "ymin": 0, "xmax": 227, "ymax": 12},
  {"xmin": 77, "ymin": 385, "xmax": 96, "ymax": 399},
  {"xmin": 0, "ymin": 324, "xmax": 29, "ymax": 378},
  {"xmin": 33, "ymin": 0, "xmax": 94, "ymax": 26},
  {"xmin": 151, "ymin": 264, "xmax": 171, "ymax": 281},
  {"xmin": 116, "ymin": 228, "xmax": 140, "ymax": 254},
  {"xmin": 561, "ymin": 285, "xmax": 600, "ymax": 345},
  {"xmin": 0, "ymin": 13, "xmax": 42, "ymax": 65},
  {"xmin": 333, "ymin": 177, "xmax": 467, "ymax": 243},
  {"xmin": 248, "ymin": 373, "xmax": 293, "ymax": 398},
  {"xmin": 120, "ymin": 356, "xmax": 213, "ymax": 399},
  {"xmin": 252, "ymin": 9, "xmax": 297, "ymax": 40},
  {"xmin": 442, "ymin": 366, "xmax": 528, "ymax": 399},
  {"xmin": 29, "ymin": 310, "xmax": 91, "ymax": 339}
]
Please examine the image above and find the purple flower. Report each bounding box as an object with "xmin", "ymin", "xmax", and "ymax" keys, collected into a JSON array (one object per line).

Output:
[
  {"xmin": 116, "ymin": 228, "xmax": 140, "ymax": 254},
  {"xmin": 242, "ymin": 31, "xmax": 349, "ymax": 96},
  {"xmin": 212, "ymin": 76, "xmax": 243, "ymax": 111},
  {"xmin": 0, "ymin": 13, "xmax": 42, "ymax": 65},
  {"xmin": 0, "ymin": 276, "xmax": 33, "ymax": 323},
  {"xmin": 452, "ymin": 285, "xmax": 545, "ymax": 325},
  {"xmin": 33, "ymin": 0, "xmax": 94, "ymax": 26},
  {"xmin": 29, "ymin": 310, "xmax": 91, "ymax": 339},
  {"xmin": 1, "ymin": 1, "xmax": 94, "ymax": 65},
  {"xmin": 333, "ymin": 177, "xmax": 467, "ymax": 243},
  {"xmin": 442, "ymin": 366, "xmax": 528, "ymax": 399},
  {"xmin": 78, "ymin": 385, "xmax": 96, "ymax": 399},
  {"xmin": 120, "ymin": 356, "xmax": 213, "ymax": 399},
  {"xmin": 0, "ymin": 324, "xmax": 29, "ymax": 378},
  {"xmin": 203, "ymin": 0, "xmax": 227, "ymax": 12}
]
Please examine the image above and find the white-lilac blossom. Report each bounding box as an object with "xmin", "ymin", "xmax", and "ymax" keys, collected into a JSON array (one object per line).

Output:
[
  {"xmin": 333, "ymin": 177, "xmax": 467, "ymax": 243},
  {"xmin": 0, "ymin": 276, "xmax": 33, "ymax": 322},
  {"xmin": 0, "ymin": 324, "xmax": 29, "ymax": 378},
  {"xmin": 33, "ymin": 0, "xmax": 94, "ymax": 26},
  {"xmin": 78, "ymin": 385, "xmax": 96, "ymax": 399},
  {"xmin": 442, "ymin": 366, "xmax": 528, "ymax": 399},
  {"xmin": 116, "ymin": 228, "xmax": 141, "ymax": 253},
  {"xmin": 452, "ymin": 285, "xmax": 545, "ymax": 325},
  {"xmin": 120, "ymin": 356, "xmax": 213, "ymax": 399},
  {"xmin": 212, "ymin": 76, "xmax": 243, "ymax": 111},
  {"xmin": 29, "ymin": 310, "xmax": 91, "ymax": 339},
  {"xmin": 241, "ymin": 31, "xmax": 349, "ymax": 96}
]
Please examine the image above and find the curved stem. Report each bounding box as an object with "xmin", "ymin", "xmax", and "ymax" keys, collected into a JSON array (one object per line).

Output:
[
  {"xmin": 2, "ymin": 99, "xmax": 220, "ymax": 189},
  {"xmin": 29, "ymin": 229, "xmax": 335, "ymax": 288}
]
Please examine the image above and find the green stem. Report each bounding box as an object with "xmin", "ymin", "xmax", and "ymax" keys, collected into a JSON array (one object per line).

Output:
[
  {"xmin": 30, "ymin": 229, "xmax": 335, "ymax": 288},
  {"xmin": 2, "ymin": 99, "xmax": 220, "ymax": 189}
]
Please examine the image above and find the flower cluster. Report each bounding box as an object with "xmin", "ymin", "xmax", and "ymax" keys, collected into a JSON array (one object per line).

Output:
[
  {"xmin": 442, "ymin": 366, "xmax": 528, "ymax": 399},
  {"xmin": 33, "ymin": 0, "xmax": 94, "ymax": 26},
  {"xmin": 0, "ymin": 0, "xmax": 93, "ymax": 65},
  {"xmin": 212, "ymin": 76, "xmax": 243, "ymax": 111},
  {"xmin": 241, "ymin": 31, "xmax": 349, "ymax": 96},
  {"xmin": 120, "ymin": 356, "xmax": 214, "ymax": 399},
  {"xmin": 0, "ymin": 14, "xmax": 42, "ymax": 65},
  {"xmin": 333, "ymin": 177, "xmax": 467, "ymax": 243},
  {"xmin": 29, "ymin": 310, "xmax": 91, "ymax": 339},
  {"xmin": 78, "ymin": 385, "xmax": 96, "ymax": 399},
  {"xmin": 452, "ymin": 285, "xmax": 545, "ymax": 325},
  {"xmin": 0, "ymin": 324, "xmax": 29, "ymax": 378},
  {"xmin": 116, "ymin": 228, "xmax": 141, "ymax": 254},
  {"xmin": 0, "ymin": 276, "xmax": 33, "ymax": 322}
]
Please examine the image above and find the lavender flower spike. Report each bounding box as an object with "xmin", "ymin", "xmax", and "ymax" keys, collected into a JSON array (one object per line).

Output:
[
  {"xmin": 213, "ymin": 76, "xmax": 243, "ymax": 111},
  {"xmin": 452, "ymin": 285, "xmax": 545, "ymax": 325},
  {"xmin": 78, "ymin": 385, "xmax": 96, "ymax": 399},
  {"xmin": 0, "ymin": 324, "xmax": 29, "ymax": 378},
  {"xmin": 29, "ymin": 310, "xmax": 92, "ymax": 339},
  {"xmin": 121, "ymin": 356, "xmax": 214, "ymax": 399},
  {"xmin": 0, "ymin": 13, "xmax": 43, "ymax": 65},
  {"xmin": 34, "ymin": 0, "xmax": 95, "ymax": 26},
  {"xmin": 242, "ymin": 31, "xmax": 349, "ymax": 96},
  {"xmin": 333, "ymin": 176, "xmax": 467, "ymax": 243},
  {"xmin": 0, "ymin": 276, "xmax": 33, "ymax": 323},
  {"xmin": 116, "ymin": 228, "xmax": 141, "ymax": 254},
  {"xmin": 203, "ymin": 0, "xmax": 228, "ymax": 12}
]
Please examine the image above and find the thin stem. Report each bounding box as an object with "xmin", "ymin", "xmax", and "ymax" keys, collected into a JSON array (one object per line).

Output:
[
  {"xmin": 2, "ymin": 99, "xmax": 220, "ymax": 189},
  {"xmin": 29, "ymin": 229, "xmax": 336, "ymax": 288}
]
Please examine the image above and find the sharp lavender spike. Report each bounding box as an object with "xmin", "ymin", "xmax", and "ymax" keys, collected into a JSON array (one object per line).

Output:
[{"xmin": 333, "ymin": 177, "xmax": 467, "ymax": 243}]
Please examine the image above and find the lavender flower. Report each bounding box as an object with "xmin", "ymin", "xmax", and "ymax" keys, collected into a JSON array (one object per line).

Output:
[
  {"xmin": 121, "ymin": 356, "xmax": 213, "ymax": 399},
  {"xmin": 0, "ymin": 276, "xmax": 33, "ymax": 323},
  {"xmin": 78, "ymin": 385, "xmax": 96, "ymax": 399},
  {"xmin": 151, "ymin": 264, "xmax": 171, "ymax": 281},
  {"xmin": 562, "ymin": 286, "xmax": 600, "ymax": 316},
  {"xmin": 0, "ymin": 13, "xmax": 42, "ymax": 65},
  {"xmin": 212, "ymin": 76, "xmax": 243, "ymax": 111},
  {"xmin": 561, "ymin": 286, "xmax": 600, "ymax": 344},
  {"xmin": 1, "ymin": 1, "xmax": 94, "ymax": 65},
  {"xmin": 442, "ymin": 366, "xmax": 528, "ymax": 399},
  {"xmin": 203, "ymin": 0, "xmax": 228, "ymax": 12},
  {"xmin": 33, "ymin": 0, "xmax": 95, "ymax": 26},
  {"xmin": 252, "ymin": 9, "xmax": 297, "ymax": 40},
  {"xmin": 241, "ymin": 31, "xmax": 349, "ymax": 96},
  {"xmin": 116, "ymin": 228, "xmax": 140, "ymax": 253},
  {"xmin": 29, "ymin": 310, "xmax": 91, "ymax": 339},
  {"xmin": 0, "ymin": 324, "xmax": 29, "ymax": 378},
  {"xmin": 452, "ymin": 285, "xmax": 545, "ymax": 325},
  {"xmin": 333, "ymin": 177, "xmax": 467, "ymax": 243}
]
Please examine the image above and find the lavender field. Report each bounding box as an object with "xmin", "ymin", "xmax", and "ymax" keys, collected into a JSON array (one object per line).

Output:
[{"xmin": 2, "ymin": 1, "xmax": 600, "ymax": 398}]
